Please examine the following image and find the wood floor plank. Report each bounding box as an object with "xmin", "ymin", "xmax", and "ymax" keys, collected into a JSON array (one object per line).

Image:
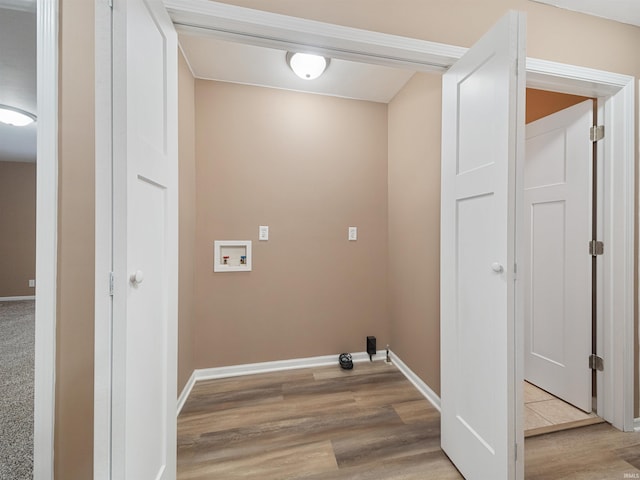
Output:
[
  {"xmin": 393, "ymin": 399, "xmax": 440, "ymax": 424},
  {"xmin": 178, "ymin": 439, "xmax": 338, "ymax": 480},
  {"xmin": 302, "ymin": 451, "xmax": 463, "ymax": 480},
  {"xmin": 178, "ymin": 405, "xmax": 402, "ymax": 466},
  {"xmin": 525, "ymin": 423, "xmax": 640, "ymax": 479}
]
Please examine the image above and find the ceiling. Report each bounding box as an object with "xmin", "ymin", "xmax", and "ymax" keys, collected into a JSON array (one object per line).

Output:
[
  {"xmin": 0, "ymin": 2, "xmax": 36, "ymax": 163},
  {"xmin": 531, "ymin": 0, "xmax": 640, "ymax": 27},
  {"xmin": 178, "ymin": 34, "xmax": 416, "ymax": 104}
]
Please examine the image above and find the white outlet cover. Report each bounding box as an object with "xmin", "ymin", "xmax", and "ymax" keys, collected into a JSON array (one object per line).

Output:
[
  {"xmin": 259, "ymin": 225, "xmax": 269, "ymax": 241},
  {"xmin": 348, "ymin": 226, "xmax": 357, "ymax": 241}
]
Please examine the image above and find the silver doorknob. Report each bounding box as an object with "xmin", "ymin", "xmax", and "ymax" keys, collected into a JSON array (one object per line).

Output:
[
  {"xmin": 491, "ymin": 263, "xmax": 504, "ymax": 273},
  {"xmin": 130, "ymin": 270, "xmax": 144, "ymax": 285}
]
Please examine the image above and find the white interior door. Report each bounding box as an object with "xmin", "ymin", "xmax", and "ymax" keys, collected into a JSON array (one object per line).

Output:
[
  {"xmin": 111, "ymin": 0, "xmax": 178, "ymax": 478},
  {"xmin": 524, "ymin": 100, "xmax": 593, "ymax": 412},
  {"xmin": 441, "ymin": 11, "xmax": 525, "ymax": 480}
]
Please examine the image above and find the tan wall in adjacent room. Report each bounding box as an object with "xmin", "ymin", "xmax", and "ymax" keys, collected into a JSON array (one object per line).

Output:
[
  {"xmin": 388, "ymin": 73, "xmax": 443, "ymax": 394},
  {"xmin": 0, "ymin": 162, "xmax": 36, "ymax": 297},
  {"xmin": 193, "ymin": 80, "xmax": 390, "ymax": 368},
  {"xmin": 526, "ymin": 88, "xmax": 592, "ymax": 124},
  {"xmin": 178, "ymin": 51, "xmax": 196, "ymax": 393}
]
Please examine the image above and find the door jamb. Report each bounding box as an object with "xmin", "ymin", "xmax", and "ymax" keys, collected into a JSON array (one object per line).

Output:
[
  {"xmin": 34, "ymin": 1, "xmax": 59, "ymax": 478},
  {"xmin": 94, "ymin": 0, "xmax": 113, "ymax": 478}
]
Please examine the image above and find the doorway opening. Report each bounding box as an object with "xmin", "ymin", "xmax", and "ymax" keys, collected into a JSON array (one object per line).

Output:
[
  {"xmin": 523, "ymin": 88, "xmax": 604, "ymax": 437},
  {"xmin": 0, "ymin": 4, "xmax": 37, "ymax": 478}
]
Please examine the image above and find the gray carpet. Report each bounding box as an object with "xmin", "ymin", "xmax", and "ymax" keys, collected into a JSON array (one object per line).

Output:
[{"xmin": 0, "ymin": 300, "xmax": 34, "ymax": 480}]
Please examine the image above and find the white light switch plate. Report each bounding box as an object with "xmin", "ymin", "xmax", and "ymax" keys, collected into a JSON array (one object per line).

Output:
[
  {"xmin": 29, "ymin": 279, "xmax": 35, "ymax": 288},
  {"xmin": 259, "ymin": 225, "xmax": 269, "ymax": 241},
  {"xmin": 348, "ymin": 226, "xmax": 357, "ymax": 241}
]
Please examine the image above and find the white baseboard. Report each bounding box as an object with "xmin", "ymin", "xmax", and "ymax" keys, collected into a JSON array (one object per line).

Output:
[
  {"xmin": 177, "ymin": 349, "xmax": 388, "ymax": 415},
  {"xmin": 177, "ymin": 370, "xmax": 197, "ymax": 416},
  {"xmin": 389, "ymin": 351, "xmax": 441, "ymax": 412},
  {"xmin": 634, "ymin": 417, "xmax": 640, "ymax": 432},
  {"xmin": 0, "ymin": 295, "xmax": 36, "ymax": 301}
]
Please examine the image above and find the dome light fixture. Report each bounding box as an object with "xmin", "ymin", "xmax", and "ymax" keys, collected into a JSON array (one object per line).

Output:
[
  {"xmin": 286, "ymin": 52, "xmax": 329, "ymax": 80},
  {"xmin": 0, "ymin": 105, "xmax": 36, "ymax": 127}
]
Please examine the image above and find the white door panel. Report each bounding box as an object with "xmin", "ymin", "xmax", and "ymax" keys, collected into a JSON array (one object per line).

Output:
[
  {"xmin": 112, "ymin": 0, "xmax": 179, "ymax": 478},
  {"xmin": 441, "ymin": 11, "xmax": 525, "ymax": 480},
  {"xmin": 524, "ymin": 100, "xmax": 592, "ymax": 412}
]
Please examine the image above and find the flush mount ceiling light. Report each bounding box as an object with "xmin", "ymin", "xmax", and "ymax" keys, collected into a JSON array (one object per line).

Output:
[
  {"xmin": 286, "ymin": 52, "xmax": 330, "ymax": 80},
  {"xmin": 0, "ymin": 105, "xmax": 36, "ymax": 126}
]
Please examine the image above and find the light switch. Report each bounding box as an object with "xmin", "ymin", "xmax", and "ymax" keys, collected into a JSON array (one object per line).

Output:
[
  {"xmin": 259, "ymin": 225, "xmax": 269, "ymax": 241},
  {"xmin": 29, "ymin": 279, "xmax": 35, "ymax": 288},
  {"xmin": 348, "ymin": 226, "xmax": 357, "ymax": 241}
]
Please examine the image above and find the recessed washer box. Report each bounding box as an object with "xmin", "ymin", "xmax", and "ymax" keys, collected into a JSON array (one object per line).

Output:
[{"xmin": 214, "ymin": 240, "xmax": 252, "ymax": 272}]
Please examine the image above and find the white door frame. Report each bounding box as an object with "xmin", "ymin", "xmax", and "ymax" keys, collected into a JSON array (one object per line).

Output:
[
  {"xmin": 33, "ymin": 0, "xmax": 59, "ymax": 478},
  {"xmin": 94, "ymin": 0, "xmax": 636, "ymax": 474}
]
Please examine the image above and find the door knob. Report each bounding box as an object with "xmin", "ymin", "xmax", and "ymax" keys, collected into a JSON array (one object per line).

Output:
[
  {"xmin": 491, "ymin": 263, "xmax": 504, "ymax": 273},
  {"xmin": 130, "ymin": 270, "xmax": 144, "ymax": 285}
]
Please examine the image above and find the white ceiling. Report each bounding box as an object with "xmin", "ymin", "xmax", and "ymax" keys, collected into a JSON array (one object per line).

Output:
[
  {"xmin": 178, "ymin": 34, "xmax": 416, "ymax": 104},
  {"xmin": 531, "ymin": 0, "xmax": 640, "ymax": 27},
  {"xmin": 0, "ymin": 4, "xmax": 36, "ymax": 163}
]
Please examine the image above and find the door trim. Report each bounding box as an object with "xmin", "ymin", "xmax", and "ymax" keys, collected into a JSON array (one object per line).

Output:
[
  {"xmin": 34, "ymin": 0, "xmax": 59, "ymax": 478},
  {"xmin": 94, "ymin": 0, "xmax": 113, "ymax": 478}
]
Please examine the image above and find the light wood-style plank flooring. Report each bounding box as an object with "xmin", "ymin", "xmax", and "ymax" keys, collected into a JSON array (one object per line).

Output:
[
  {"xmin": 177, "ymin": 361, "xmax": 640, "ymax": 479},
  {"xmin": 524, "ymin": 381, "xmax": 603, "ymax": 437}
]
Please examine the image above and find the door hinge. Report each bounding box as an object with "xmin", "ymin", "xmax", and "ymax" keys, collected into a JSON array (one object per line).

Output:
[
  {"xmin": 588, "ymin": 240, "xmax": 604, "ymax": 256},
  {"xmin": 108, "ymin": 0, "xmax": 113, "ymax": 8},
  {"xmin": 589, "ymin": 354, "xmax": 604, "ymax": 371},
  {"xmin": 109, "ymin": 272, "xmax": 114, "ymax": 296},
  {"xmin": 515, "ymin": 443, "xmax": 518, "ymax": 461},
  {"xmin": 590, "ymin": 125, "xmax": 604, "ymax": 142}
]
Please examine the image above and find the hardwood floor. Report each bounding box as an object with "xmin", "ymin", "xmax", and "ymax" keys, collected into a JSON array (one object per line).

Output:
[{"xmin": 177, "ymin": 361, "xmax": 640, "ymax": 479}]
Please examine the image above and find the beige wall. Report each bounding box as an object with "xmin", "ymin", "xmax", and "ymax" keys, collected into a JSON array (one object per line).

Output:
[
  {"xmin": 56, "ymin": 0, "xmax": 95, "ymax": 478},
  {"xmin": 0, "ymin": 162, "xmax": 36, "ymax": 297},
  {"xmin": 178, "ymin": 51, "xmax": 196, "ymax": 392},
  {"xmin": 193, "ymin": 80, "xmax": 389, "ymax": 368},
  {"xmin": 388, "ymin": 73, "xmax": 443, "ymax": 394}
]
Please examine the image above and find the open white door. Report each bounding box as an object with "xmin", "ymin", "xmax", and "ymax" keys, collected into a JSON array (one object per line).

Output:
[
  {"xmin": 524, "ymin": 100, "xmax": 593, "ymax": 412},
  {"xmin": 441, "ymin": 11, "xmax": 525, "ymax": 480},
  {"xmin": 111, "ymin": 0, "xmax": 178, "ymax": 478}
]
